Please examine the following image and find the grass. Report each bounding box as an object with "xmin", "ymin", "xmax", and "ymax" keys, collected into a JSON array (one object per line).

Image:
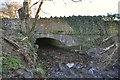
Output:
[
  {"xmin": 35, "ymin": 63, "xmax": 46, "ymax": 77},
  {"xmin": 5, "ymin": 55, "xmax": 24, "ymax": 70},
  {"xmin": 15, "ymin": 34, "xmax": 37, "ymax": 54},
  {"xmin": 14, "ymin": 34, "xmax": 46, "ymax": 76},
  {"xmin": 3, "ymin": 55, "xmax": 24, "ymax": 73},
  {"xmin": 23, "ymin": 39, "xmax": 37, "ymax": 54}
]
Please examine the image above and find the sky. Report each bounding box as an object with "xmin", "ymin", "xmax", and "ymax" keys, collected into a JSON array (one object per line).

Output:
[{"xmin": 0, "ymin": 0, "xmax": 120, "ymax": 18}]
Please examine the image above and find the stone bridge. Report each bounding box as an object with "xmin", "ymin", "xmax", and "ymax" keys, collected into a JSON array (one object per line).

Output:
[
  {"xmin": 1, "ymin": 16, "xmax": 118, "ymax": 46},
  {"xmin": 0, "ymin": 18, "xmax": 80, "ymax": 46}
]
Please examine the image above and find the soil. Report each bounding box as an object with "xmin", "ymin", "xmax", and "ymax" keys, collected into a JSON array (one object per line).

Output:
[{"xmin": 37, "ymin": 45, "xmax": 89, "ymax": 71}]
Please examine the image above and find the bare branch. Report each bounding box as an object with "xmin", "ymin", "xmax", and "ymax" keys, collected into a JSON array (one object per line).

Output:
[
  {"xmin": 30, "ymin": 0, "xmax": 40, "ymax": 8},
  {"xmin": 28, "ymin": 0, "xmax": 44, "ymax": 38},
  {"xmin": 41, "ymin": 9, "xmax": 51, "ymax": 16}
]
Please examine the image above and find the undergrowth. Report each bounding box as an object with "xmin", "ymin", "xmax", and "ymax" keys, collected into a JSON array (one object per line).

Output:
[
  {"xmin": 14, "ymin": 33, "xmax": 46, "ymax": 77},
  {"xmin": 3, "ymin": 55, "xmax": 24, "ymax": 73}
]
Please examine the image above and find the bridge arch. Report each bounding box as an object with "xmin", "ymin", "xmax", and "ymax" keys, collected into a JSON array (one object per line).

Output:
[
  {"xmin": 35, "ymin": 37, "xmax": 66, "ymax": 47},
  {"xmin": 34, "ymin": 33, "xmax": 79, "ymax": 46}
]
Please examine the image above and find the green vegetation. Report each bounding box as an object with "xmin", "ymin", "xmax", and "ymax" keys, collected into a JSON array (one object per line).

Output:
[
  {"xmin": 15, "ymin": 34, "xmax": 37, "ymax": 54},
  {"xmin": 64, "ymin": 15, "xmax": 118, "ymax": 53},
  {"xmin": 23, "ymin": 39, "xmax": 37, "ymax": 54},
  {"xmin": 103, "ymin": 13, "xmax": 119, "ymax": 21},
  {"xmin": 3, "ymin": 55, "xmax": 24, "ymax": 73},
  {"xmin": 36, "ymin": 64, "xmax": 46, "ymax": 77},
  {"xmin": 14, "ymin": 33, "xmax": 46, "ymax": 76},
  {"xmin": 0, "ymin": 57, "xmax": 4, "ymax": 74}
]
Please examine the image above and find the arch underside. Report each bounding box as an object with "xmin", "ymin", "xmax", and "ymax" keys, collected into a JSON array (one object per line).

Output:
[
  {"xmin": 34, "ymin": 33, "xmax": 79, "ymax": 46},
  {"xmin": 35, "ymin": 37, "xmax": 66, "ymax": 47}
]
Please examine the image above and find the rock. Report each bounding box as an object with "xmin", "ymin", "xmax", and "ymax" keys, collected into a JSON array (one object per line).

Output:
[
  {"xmin": 58, "ymin": 63, "xmax": 74, "ymax": 77},
  {"xmin": 23, "ymin": 69, "xmax": 33, "ymax": 78},
  {"xmin": 66, "ymin": 63, "xmax": 74, "ymax": 68},
  {"xmin": 51, "ymin": 71, "xmax": 66, "ymax": 78},
  {"xmin": 73, "ymin": 63, "xmax": 84, "ymax": 69},
  {"xmin": 48, "ymin": 62, "xmax": 119, "ymax": 78},
  {"xmin": 69, "ymin": 67, "xmax": 81, "ymax": 78},
  {"xmin": 49, "ymin": 63, "xmax": 81, "ymax": 78},
  {"xmin": 58, "ymin": 63, "xmax": 70, "ymax": 72},
  {"xmin": 74, "ymin": 50, "xmax": 79, "ymax": 53},
  {"xmin": 88, "ymin": 47, "xmax": 105, "ymax": 54},
  {"xmin": 88, "ymin": 67, "xmax": 96, "ymax": 75},
  {"xmin": 16, "ymin": 70, "xmax": 23, "ymax": 77}
]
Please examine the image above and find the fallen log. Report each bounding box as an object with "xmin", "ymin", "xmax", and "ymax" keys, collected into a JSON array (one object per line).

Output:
[{"xmin": 2, "ymin": 36, "xmax": 20, "ymax": 49}]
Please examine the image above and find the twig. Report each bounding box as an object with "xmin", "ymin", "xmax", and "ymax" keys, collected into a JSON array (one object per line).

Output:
[
  {"xmin": 21, "ymin": 36, "xmax": 28, "ymax": 41},
  {"xmin": 102, "ymin": 36, "xmax": 112, "ymax": 42},
  {"xmin": 102, "ymin": 45, "xmax": 118, "ymax": 66},
  {"xmin": 103, "ymin": 42, "xmax": 117, "ymax": 51}
]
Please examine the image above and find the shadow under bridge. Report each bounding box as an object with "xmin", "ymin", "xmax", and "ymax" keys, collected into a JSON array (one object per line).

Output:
[{"xmin": 34, "ymin": 33, "xmax": 79, "ymax": 47}]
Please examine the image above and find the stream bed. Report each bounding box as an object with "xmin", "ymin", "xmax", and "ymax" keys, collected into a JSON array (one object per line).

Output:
[{"xmin": 37, "ymin": 45, "xmax": 119, "ymax": 78}]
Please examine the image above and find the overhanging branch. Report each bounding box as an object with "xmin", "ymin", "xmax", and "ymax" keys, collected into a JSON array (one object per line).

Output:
[{"xmin": 27, "ymin": 0, "xmax": 44, "ymax": 38}]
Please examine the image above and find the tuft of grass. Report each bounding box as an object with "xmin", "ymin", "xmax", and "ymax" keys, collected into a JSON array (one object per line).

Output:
[
  {"xmin": 3, "ymin": 55, "xmax": 24, "ymax": 72},
  {"xmin": 36, "ymin": 64, "xmax": 46, "ymax": 77},
  {"xmin": 15, "ymin": 34, "xmax": 37, "ymax": 54},
  {"xmin": 23, "ymin": 39, "xmax": 37, "ymax": 54}
]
